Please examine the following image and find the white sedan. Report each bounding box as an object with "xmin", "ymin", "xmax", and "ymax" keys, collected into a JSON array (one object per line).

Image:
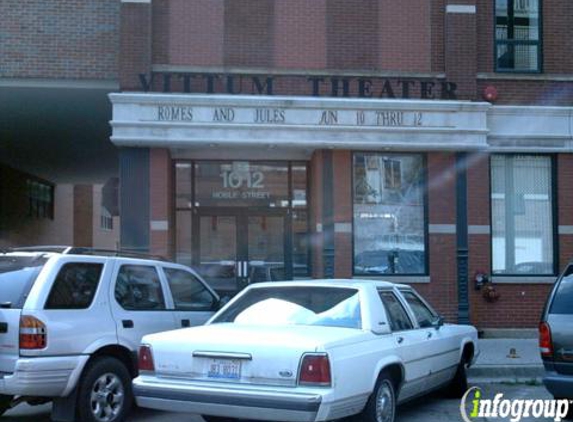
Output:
[{"xmin": 133, "ymin": 280, "xmax": 479, "ymax": 422}]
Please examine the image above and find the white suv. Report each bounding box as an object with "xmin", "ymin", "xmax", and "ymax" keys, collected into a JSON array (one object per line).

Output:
[{"xmin": 0, "ymin": 246, "xmax": 220, "ymax": 422}]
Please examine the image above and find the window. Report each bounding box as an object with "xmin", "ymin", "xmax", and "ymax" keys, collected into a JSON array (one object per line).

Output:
[
  {"xmin": 550, "ymin": 267, "xmax": 573, "ymax": 315},
  {"xmin": 27, "ymin": 178, "xmax": 54, "ymax": 219},
  {"xmin": 0, "ymin": 256, "xmax": 47, "ymax": 308},
  {"xmin": 213, "ymin": 287, "xmax": 362, "ymax": 329},
  {"xmin": 164, "ymin": 268, "xmax": 215, "ymax": 311},
  {"xmin": 401, "ymin": 290, "xmax": 436, "ymax": 328},
  {"xmin": 491, "ymin": 155, "xmax": 554, "ymax": 275},
  {"xmin": 495, "ymin": 0, "xmax": 541, "ymax": 72},
  {"xmin": 45, "ymin": 263, "xmax": 103, "ymax": 309},
  {"xmin": 114, "ymin": 265, "xmax": 166, "ymax": 310},
  {"xmin": 354, "ymin": 153, "xmax": 426, "ymax": 275},
  {"xmin": 100, "ymin": 206, "xmax": 113, "ymax": 230},
  {"xmin": 378, "ymin": 290, "xmax": 413, "ymax": 331}
]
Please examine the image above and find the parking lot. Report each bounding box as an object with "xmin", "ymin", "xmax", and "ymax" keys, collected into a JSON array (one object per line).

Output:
[{"xmin": 4, "ymin": 382, "xmax": 555, "ymax": 422}]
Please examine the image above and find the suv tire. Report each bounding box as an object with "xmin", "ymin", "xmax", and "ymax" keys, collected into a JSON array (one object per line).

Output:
[
  {"xmin": 77, "ymin": 357, "xmax": 133, "ymax": 422},
  {"xmin": 0, "ymin": 394, "xmax": 12, "ymax": 416}
]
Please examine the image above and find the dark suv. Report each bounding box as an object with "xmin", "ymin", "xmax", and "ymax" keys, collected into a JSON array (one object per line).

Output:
[{"xmin": 539, "ymin": 263, "xmax": 573, "ymax": 400}]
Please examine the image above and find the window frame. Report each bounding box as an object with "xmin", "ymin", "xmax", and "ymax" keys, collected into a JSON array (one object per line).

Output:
[
  {"xmin": 161, "ymin": 266, "xmax": 218, "ymax": 312},
  {"xmin": 352, "ymin": 152, "xmax": 429, "ymax": 277},
  {"xmin": 494, "ymin": 0, "xmax": 543, "ymax": 73},
  {"xmin": 113, "ymin": 264, "xmax": 168, "ymax": 311},
  {"xmin": 44, "ymin": 262, "xmax": 104, "ymax": 310},
  {"xmin": 377, "ymin": 289, "xmax": 415, "ymax": 332},
  {"xmin": 489, "ymin": 153, "xmax": 558, "ymax": 278}
]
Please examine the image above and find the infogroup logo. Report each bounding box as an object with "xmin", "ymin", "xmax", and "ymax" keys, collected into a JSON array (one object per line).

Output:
[{"xmin": 460, "ymin": 387, "xmax": 571, "ymax": 422}]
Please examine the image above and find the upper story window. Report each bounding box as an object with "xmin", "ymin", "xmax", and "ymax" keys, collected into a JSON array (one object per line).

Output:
[
  {"xmin": 495, "ymin": 0, "xmax": 541, "ymax": 72},
  {"xmin": 26, "ymin": 179, "xmax": 54, "ymax": 219}
]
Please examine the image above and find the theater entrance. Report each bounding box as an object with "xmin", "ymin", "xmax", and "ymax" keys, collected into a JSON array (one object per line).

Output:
[{"xmin": 175, "ymin": 160, "xmax": 310, "ymax": 295}]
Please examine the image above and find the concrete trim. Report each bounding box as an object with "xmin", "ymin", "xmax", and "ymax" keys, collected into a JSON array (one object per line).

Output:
[
  {"xmin": 428, "ymin": 224, "xmax": 456, "ymax": 234},
  {"xmin": 151, "ymin": 64, "xmax": 446, "ymax": 79},
  {"xmin": 478, "ymin": 72, "xmax": 573, "ymax": 82},
  {"xmin": 334, "ymin": 223, "xmax": 352, "ymax": 233},
  {"xmin": 0, "ymin": 78, "xmax": 119, "ymax": 90},
  {"xmin": 559, "ymin": 225, "xmax": 573, "ymax": 235},
  {"xmin": 468, "ymin": 225, "xmax": 491, "ymax": 235},
  {"xmin": 491, "ymin": 276, "xmax": 556, "ymax": 284},
  {"xmin": 121, "ymin": 0, "xmax": 151, "ymax": 3},
  {"xmin": 150, "ymin": 220, "xmax": 169, "ymax": 231},
  {"xmin": 355, "ymin": 276, "xmax": 431, "ymax": 284},
  {"xmin": 446, "ymin": 5, "xmax": 476, "ymax": 14}
]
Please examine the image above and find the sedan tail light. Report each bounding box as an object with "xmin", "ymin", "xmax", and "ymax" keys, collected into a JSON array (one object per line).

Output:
[
  {"xmin": 138, "ymin": 344, "xmax": 155, "ymax": 372},
  {"xmin": 19, "ymin": 315, "xmax": 47, "ymax": 350},
  {"xmin": 539, "ymin": 322, "xmax": 553, "ymax": 358},
  {"xmin": 299, "ymin": 354, "xmax": 331, "ymax": 386}
]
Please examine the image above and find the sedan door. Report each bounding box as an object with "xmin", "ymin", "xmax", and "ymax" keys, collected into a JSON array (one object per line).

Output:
[
  {"xmin": 400, "ymin": 289, "xmax": 460, "ymax": 390},
  {"xmin": 377, "ymin": 289, "xmax": 429, "ymax": 402},
  {"xmin": 109, "ymin": 261, "xmax": 177, "ymax": 351},
  {"xmin": 160, "ymin": 265, "xmax": 219, "ymax": 329}
]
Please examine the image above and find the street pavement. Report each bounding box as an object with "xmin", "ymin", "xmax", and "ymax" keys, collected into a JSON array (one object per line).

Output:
[{"xmin": 2, "ymin": 382, "xmax": 557, "ymax": 422}]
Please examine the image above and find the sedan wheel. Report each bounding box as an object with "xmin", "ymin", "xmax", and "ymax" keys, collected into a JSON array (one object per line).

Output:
[{"xmin": 361, "ymin": 373, "xmax": 396, "ymax": 422}]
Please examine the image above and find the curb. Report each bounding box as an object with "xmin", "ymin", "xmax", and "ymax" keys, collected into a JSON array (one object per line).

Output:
[{"xmin": 468, "ymin": 365, "xmax": 544, "ymax": 382}]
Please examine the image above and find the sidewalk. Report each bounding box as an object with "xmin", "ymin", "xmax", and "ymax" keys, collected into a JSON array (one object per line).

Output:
[{"xmin": 468, "ymin": 338, "xmax": 545, "ymax": 382}]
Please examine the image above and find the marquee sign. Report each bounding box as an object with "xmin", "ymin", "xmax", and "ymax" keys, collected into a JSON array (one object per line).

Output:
[{"xmin": 139, "ymin": 72, "xmax": 458, "ymax": 100}]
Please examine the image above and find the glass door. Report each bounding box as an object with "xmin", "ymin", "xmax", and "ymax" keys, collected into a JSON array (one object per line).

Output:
[{"xmin": 193, "ymin": 209, "xmax": 291, "ymax": 296}]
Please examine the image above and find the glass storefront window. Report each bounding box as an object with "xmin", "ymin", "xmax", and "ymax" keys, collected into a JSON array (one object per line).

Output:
[
  {"xmin": 491, "ymin": 155, "xmax": 554, "ymax": 275},
  {"xmin": 293, "ymin": 210, "xmax": 310, "ymax": 278},
  {"xmin": 353, "ymin": 153, "xmax": 426, "ymax": 275},
  {"xmin": 292, "ymin": 163, "xmax": 308, "ymax": 208},
  {"xmin": 194, "ymin": 161, "xmax": 289, "ymax": 208},
  {"xmin": 175, "ymin": 163, "xmax": 192, "ymax": 209}
]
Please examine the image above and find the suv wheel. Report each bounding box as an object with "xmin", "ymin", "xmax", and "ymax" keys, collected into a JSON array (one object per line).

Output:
[
  {"xmin": 0, "ymin": 395, "xmax": 13, "ymax": 416},
  {"xmin": 77, "ymin": 357, "xmax": 133, "ymax": 422}
]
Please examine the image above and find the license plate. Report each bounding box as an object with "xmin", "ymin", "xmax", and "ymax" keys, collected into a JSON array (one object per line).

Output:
[{"xmin": 206, "ymin": 358, "xmax": 242, "ymax": 379}]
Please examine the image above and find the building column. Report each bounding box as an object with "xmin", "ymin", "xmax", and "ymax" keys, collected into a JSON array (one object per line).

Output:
[
  {"xmin": 333, "ymin": 151, "xmax": 352, "ymax": 278},
  {"xmin": 120, "ymin": 0, "xmax": 152, "ymax": 91},
  {"xmin": 425, "ymin": 152, "xmax": 458, "ymax": 322},
  {"xmin": 73, "ymin": 185, "xmax": 94, "ymax": 247},
  {"xmin": 119, "ymin": 148, "xmax": 150, "ymax": 252},
  {"xmin": 558, "ymin": 154, "xmax": 573, "ymax": 271},
  {"xmin": 149, "ymin": 148, "xmax": 174, "ymax": 259},
  {"xmin": 445, "ymin": 2, "xmax": 477, "ymax": 100}
]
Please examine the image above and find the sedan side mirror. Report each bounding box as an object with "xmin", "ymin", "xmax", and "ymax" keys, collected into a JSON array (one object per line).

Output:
[{"xmin": 432, "ymin": 315, "xmax": 445, "ymax": 329}]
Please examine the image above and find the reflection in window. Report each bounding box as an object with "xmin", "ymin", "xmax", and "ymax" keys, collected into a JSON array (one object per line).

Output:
[
  {"xmin": 353, "ymin": 153, "xmax": 426, "ymax": 275},
  {"xmin": 213, "ymin": 287, "xmax": 362, "ymax": 329},
  {"xmin": 491, "ymin": 155, "xmax": 554, "ymax": 275},
  {"xmin": 495, "ymin": 0, "xmax": 540, "ymax": 72}
]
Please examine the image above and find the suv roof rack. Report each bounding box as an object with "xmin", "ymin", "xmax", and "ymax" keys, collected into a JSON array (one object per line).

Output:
[{"xmin": 7, "ymin": 246, "xmax": 166, "ymax": 261}]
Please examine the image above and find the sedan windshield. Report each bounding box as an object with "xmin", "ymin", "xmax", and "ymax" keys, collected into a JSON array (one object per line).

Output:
[{"xmin": 212, "ymin": 286, "xmax": 362, "ymax": 329}]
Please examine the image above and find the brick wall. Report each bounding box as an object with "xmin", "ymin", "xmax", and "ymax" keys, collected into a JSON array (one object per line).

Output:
[
  {"xmin": 0, "ymin": 0, "xmax": 119, "ymax": 80},
  {"xmin": 149, "ymin": 148, "xmax": 174, "ymax": 259}
]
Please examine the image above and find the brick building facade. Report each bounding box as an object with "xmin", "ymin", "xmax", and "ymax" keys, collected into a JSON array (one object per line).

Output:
[{"xmin": 3, "ymin": 0, "xmax": 572, "ymax": 331}]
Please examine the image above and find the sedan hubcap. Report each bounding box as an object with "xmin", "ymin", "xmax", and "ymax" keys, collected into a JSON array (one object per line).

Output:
[
  {"xmin": 90, "ymin": 373, "xmax": 124, "ymax": 422},
  {"xmin": 375, "ymin": 381, "xmax": 394, "ymax": 422}
]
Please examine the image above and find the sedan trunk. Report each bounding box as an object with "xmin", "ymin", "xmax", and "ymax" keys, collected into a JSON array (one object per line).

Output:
[{"xmin": 147, "ymin": 323, "xmax": 367, "ymax": 387}]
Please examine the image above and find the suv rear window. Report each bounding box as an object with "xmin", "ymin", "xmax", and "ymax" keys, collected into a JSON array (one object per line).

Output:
[
  {"xmin": 550, "ymin": 266, "xmax": 573, "ymax": 315},
  {"xmin": 45, "ymin": 263, "xmax": 104, "ymax": 309},
  {"xmin": 0, "ymin": 256, "xmax": 47, "ymax": 308}
]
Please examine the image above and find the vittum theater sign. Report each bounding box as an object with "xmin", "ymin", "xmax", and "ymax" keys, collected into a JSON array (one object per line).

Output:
[{"xmin": 138, "ymin": 72, "xmax": 458, "ymax": 100}]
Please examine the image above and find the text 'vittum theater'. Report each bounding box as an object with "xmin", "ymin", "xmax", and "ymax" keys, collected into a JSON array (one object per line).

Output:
[{"xmin": 109, "ymin": 0, "xmax": 573, "ymax": 331}]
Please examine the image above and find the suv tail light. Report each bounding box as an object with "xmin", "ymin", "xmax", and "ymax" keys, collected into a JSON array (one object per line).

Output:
[
  {"xmin": 19, "ymin": 315, "xmax": 47, "ymax": 350},
  {"xmin": 539, "ymin": 322, "xmax": 553, "ymax": 358},
  {"xmin": 138, "ymin": 344, "xmax": 155, "ymax": 372},
  {"xmin": 299, "ymin": 354, "xmax": 331, "ymax": 386}
]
